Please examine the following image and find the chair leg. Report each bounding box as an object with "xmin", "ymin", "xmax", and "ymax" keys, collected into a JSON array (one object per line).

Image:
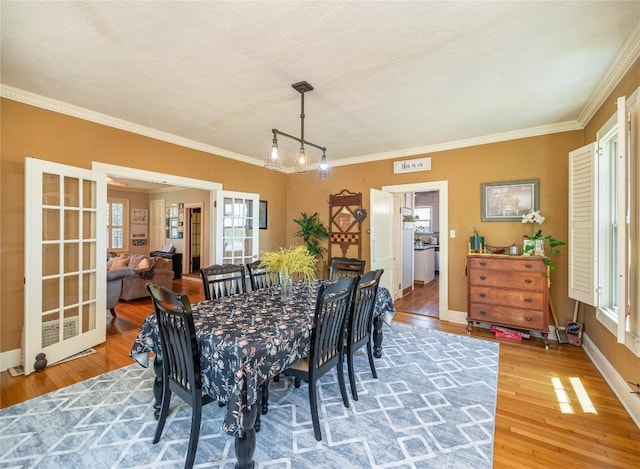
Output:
[
  {"xmin": 185, "ymin": 399, "xmax": 202, "ymax": 469},
  {"xmin": 337, "ymin": 357, "xmax": 350, "ymax": 408},
  {"xmin": 153, "ymin": 386, "xmax": 171, "ymax": 444},
  {"xmin": 260, "ymin": 381, "xmax": 269, "ymax": 415},
  {"xmin": 347, "ymin": 347, "xmax": 358, "ymax": 401},
  {"xmin": 109, "ymin": 308, "xmax": 117, "ymax": 317},
  {"xmin": 367, "ymin": 341, "xmax": 377, "ymax": 379},
  {"xmin": 309, "ymin": 379, "xmax": 322, "ymax": 441}
]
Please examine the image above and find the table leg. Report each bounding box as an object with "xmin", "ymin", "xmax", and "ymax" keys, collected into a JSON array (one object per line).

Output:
[
  {"xmin": 152, "ymin": 355, "xmax": 163, "ymax": 419},
  {"xmin": 373, "ymin": 315, "xmax": 383, "ymax": 358},
  {"xmin": 235, "ymin": 402, "xmax": 258, "ymax": 469}
]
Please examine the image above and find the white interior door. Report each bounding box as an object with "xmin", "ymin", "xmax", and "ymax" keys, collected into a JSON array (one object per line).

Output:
[
  {"xmin": 24, "ymin": 158, "xmax": 107, "ymax": 375},
  {"xmin": 216, "ymin": 191, "xmax": 259, "ymax": 265},
  {"xmin": 370, "ymin": 188, "xmax": 395, "ymax": 295},
  {"xmin": 149, "ymin": 198, "xmax": 166, "ymax": 251}
]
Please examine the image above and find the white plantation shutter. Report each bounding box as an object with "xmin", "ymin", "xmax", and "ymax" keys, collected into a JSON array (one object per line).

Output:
[{"xmin": 568, "ymin": 143, "xmax": 598, "ymax": 306}]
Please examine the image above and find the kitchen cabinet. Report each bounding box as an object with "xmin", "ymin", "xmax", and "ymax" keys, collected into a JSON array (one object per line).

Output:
[
  {"xmin": 466, "ymin": 254, "xmax": 549, "ymax": 348},
  {"xmin": 414, "ymin": 247, "xmax": 435, "ymax": 283}
]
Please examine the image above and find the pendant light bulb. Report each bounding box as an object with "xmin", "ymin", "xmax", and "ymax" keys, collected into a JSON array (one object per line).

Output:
[
  {"xmin": 317, "ymin": 151, "xmax": 329, "ymax": 179},
  {"xmin": 265, "ymin": 136, "xmax": 281, "ymax": 170},
  {"xmin": 295, "ymin": 147, "xmax": 307, "ymax": 173}
]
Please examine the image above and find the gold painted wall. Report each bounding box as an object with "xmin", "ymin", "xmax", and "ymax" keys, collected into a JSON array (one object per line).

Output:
[
  {"xmin": 285, "ymin": 132, "xmax": 582, "ymax": 320},
  {"xmin": 0, "ymin": 99, "xmax": 287, "ymax": 351}
]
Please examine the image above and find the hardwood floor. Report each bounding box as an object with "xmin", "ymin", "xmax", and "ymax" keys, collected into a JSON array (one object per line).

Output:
[
  {"xmin": 2, "ymin": 279, "xmax": 639, "ymax": 468},
  {"xmin": 394, "ymin": 274, "xmax": 440, "ymax": 317}
]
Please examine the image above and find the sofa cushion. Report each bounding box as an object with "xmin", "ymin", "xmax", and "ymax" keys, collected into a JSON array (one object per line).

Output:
[
  {"xmin": 127, "ymin": 254, "xmax": 148, "ymax": 269},
  {"xmin": 111, "ymin": 256, "xmax": 129, "ymax": 270}
]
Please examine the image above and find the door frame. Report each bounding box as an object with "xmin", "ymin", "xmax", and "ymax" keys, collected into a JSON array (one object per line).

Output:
[
  {"xmin": 183, "ymin": 203, "xmax": 204, "ymax": 275},
  {"xmin": 382, "ymin": 180, "xmax": 454, "ymax": 323},
  {"xmin": 92, "ymin": 162, "xmax": 222, "ymax": 266}
]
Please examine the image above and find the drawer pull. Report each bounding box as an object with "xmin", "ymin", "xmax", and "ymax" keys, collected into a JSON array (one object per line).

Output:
[
  {"xmin": 525, "ymin": 317, "xmax": 533, "ymax": 322},
  {"xmin": 479, "ymin": 310, "xmax": 487, "ymax": 316},
  {"xmin": 524, "ymin": 279, "xmax": 532, "ymax": 284},
  {"xmin": 479, "ymin": 275, "xmax": 487, "ymax": 280},
  {"xmin": 524, "ymin": 298, "xmax": 533, "ymax": 303},
  {"xmin": 479, "ymin": 293, "xmax": 487, "ymax": 298},
  {"xmin": 479, "ymin": 261, "xmax": 487, "ymax": 266},
  {"xmin": 524, "ymin": 263, "xmax": 532, "ymax": 269}
]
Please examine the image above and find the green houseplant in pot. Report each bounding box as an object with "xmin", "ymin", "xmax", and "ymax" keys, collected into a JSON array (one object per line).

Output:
[{"xmin": 293, "ymin": 212, "xmax": 329, "ymax": 260}]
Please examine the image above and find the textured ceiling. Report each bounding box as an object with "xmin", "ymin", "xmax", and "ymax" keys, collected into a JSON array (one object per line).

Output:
[{"xmin": 2, "ymin": 1, "xmax": 639, "ymax": 173}]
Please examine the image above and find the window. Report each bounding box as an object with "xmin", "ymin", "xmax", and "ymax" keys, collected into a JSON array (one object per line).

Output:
[
  {"xmin": 414, "ymin": 206, "xmax": 432, "ymax": 233},
  {"xmin": 107, "ymin": 198, "xmax": 128, "ymax": 252},
  {"xmin": 596, "ymin": 117, "xmax": 621, "ymax": 321},
  {"xmin": 569, "ymin": 89, "xmax": 639, "ymax": 355}
]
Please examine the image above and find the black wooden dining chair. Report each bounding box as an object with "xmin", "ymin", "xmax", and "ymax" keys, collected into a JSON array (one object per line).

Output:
[
  {"xmin": 345, "ymin": 269, "xmax": 384, "ymax": 400},
  {"xmin": 246, "ymin": 260, "xmax": 280, "ymax": 291},
  {"xmin": 146, "ymin": 283, "xmax": 215, "ymax": 469},
  {"xmin": 283, "ymin": 276, "xmax": 357, "ymax": 441},
  {"xmin": 328, "ymin": 256, "xmax": 366, "ymax": 280},
  {"xmin": 200, "ymin": 263, "xmax": 247, "ymax": 300}
]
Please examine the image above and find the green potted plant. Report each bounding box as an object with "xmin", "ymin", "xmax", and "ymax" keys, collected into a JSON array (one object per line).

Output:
[
  {"xmin": 403, "ymin": 214, "xmax": 418, "ymax": 230},
  {"xmin": 293, "ymin": 212, "xmax": 329, "ymax": 260},
  {"xmin": 521, "ymin": 210, "xmax": 565, "ymax": 277}
]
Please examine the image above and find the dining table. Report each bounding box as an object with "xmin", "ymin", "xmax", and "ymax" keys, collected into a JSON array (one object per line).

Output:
[{"xmin": 130, "ymin": 279, "xmax": 395, "ymax": 469}]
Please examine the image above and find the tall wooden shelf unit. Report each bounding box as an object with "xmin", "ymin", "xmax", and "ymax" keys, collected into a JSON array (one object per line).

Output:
[
  {"xmin": 466, "ymin": 254, "xmax": 549, "ymax": 348},
  {"xmin": 328, "ymin": 189, "xmax": 363, "ymax": 260}
]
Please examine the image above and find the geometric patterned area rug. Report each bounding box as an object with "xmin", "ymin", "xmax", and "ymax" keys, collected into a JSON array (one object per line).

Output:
[{"xmin": 0, "ymin": 323, "xmax": 499, "ymax": 468}]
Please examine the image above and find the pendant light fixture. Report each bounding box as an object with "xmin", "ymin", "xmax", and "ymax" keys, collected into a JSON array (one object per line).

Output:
[{"xmin": 266, "ymin": 81, "xmax": 329, "ymax": 179}]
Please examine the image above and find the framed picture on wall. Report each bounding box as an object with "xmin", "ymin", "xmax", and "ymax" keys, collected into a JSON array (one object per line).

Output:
[
  {"xmin": 259, "ymin": 200, "xmax": 268, "ymax": 229},
  {"xmin": 131, "ymin": 224, "xmax": 147, "ymax": 239},
  {"xmin": 131, "ymin": 208, "xmax": 148, "ymax": 224},
  {"xmin": 481, "ymin": 179, "xmax": 539, "ymax": 222}
]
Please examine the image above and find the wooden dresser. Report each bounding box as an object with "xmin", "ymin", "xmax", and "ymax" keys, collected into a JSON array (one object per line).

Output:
[{"xmin": 467, "ymin": 254, "xmax": 549, "ymax": 348}]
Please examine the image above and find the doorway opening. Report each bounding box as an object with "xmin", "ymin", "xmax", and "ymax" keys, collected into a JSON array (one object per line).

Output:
[
  {"xmin": 382, "ymin": 180, "xmax": 450, "ymax": 322},
  {"xmin": 183, "ymin": 205, "xmax": 203, "ymax": 280}
]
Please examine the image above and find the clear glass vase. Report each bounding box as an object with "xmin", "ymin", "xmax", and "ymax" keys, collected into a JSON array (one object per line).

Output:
[{"xmin": 280, "ymin": 272, "xmax": 293, "ymax": 301}]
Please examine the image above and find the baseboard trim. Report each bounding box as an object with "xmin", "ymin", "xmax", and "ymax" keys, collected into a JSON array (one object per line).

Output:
[
  {"xmin": 581, "ymin": 332, "xmax": 640, "ymax": 429},
  {"xmin": 0, "ymin": 348, "xmax": 22, "ymax": 371},
  {"xmin": 446, "ymin": 309, "xmax": 467, "ymax": 325}
]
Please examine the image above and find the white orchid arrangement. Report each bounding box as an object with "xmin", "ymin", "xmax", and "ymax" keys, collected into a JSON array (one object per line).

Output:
[
  {"xmin": 521, "ymin": 210, "xmax": 545, "ymax": 240},
  {"xmin": 521, "ymin": 210, "xmax": 565, "ymax": 273}
]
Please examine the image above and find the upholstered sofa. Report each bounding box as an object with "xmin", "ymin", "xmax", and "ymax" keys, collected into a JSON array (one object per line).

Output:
[{"xmin": 107, "ymin": 253, "xmax": 174, "ymax": 300}]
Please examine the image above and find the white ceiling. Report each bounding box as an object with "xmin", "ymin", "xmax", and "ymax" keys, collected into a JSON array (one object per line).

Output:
[{"xmin": 2, "ymin": 1, "xmax": 639, "ymax": 173}]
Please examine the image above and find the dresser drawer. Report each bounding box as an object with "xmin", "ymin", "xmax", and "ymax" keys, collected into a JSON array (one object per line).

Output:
[
  {"xmin": 468, "ymin": 256, "xmax": 546, "ymax": 273},
  {"xmin": 468, "ymin": 269, "xmax": 546, "ymax": 290},
  {"xmin": 468, "ymin": 286, "xmax": 544, "ymax": 310},
  {"xmin": 468, "ymin": 303, "xmax": 546, "ymax": 330}
]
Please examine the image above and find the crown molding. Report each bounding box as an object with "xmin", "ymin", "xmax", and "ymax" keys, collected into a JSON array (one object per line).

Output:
[
  {"xmin": 3, "ymin": 83, "xmax": 581, "ymax": 173},
  {"xmin": 330, "ymin": 120, "xmax": 583, "ymax": 168},
  {"xmin": 577, "ymin": 21, "xmax": 640, "ymax": 126},
  {"xmin": 0, "ymin": 84, "xmax": 263, "ymax": 167}
]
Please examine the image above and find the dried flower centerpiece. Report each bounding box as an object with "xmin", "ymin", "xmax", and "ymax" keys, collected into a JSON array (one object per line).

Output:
[{"xmin": 260, "ymin": 246, "xmax": 317, "ymax": 299}]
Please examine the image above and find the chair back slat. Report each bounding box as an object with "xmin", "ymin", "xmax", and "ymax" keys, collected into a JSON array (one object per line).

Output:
[
  {"xmin": 310, "ymin": 277, "xmax": 357, "ymax": 374},
  {"xmin": 200, "ymin": 264, "xmax": 247, "ymax": 300},
  {"xmin": 349, "ymin": 269, "xmax": 384, "ymax": 347},
  {"xmin": 146, "ymin": 283, "xmax": 202, "ymax": 397},
  {"xmin": 246, "ymin": 260, "xmax": 281, "ymax": 291},
  {"xmin": 328, "ymin": 257, "xmax": 366, "ymax": 280}
]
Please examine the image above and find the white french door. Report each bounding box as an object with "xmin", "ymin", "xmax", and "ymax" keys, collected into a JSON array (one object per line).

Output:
[
  {"xmin": 216, "ymin": 191, "xmax": 259, "ymax": 265},
  {"xmin": 370, "ymin": 188, "xmax": 395, "ymax": 295},
  {"xmin": 24, "ymin": 158, "xmax": 107, "ymax": 375}
]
